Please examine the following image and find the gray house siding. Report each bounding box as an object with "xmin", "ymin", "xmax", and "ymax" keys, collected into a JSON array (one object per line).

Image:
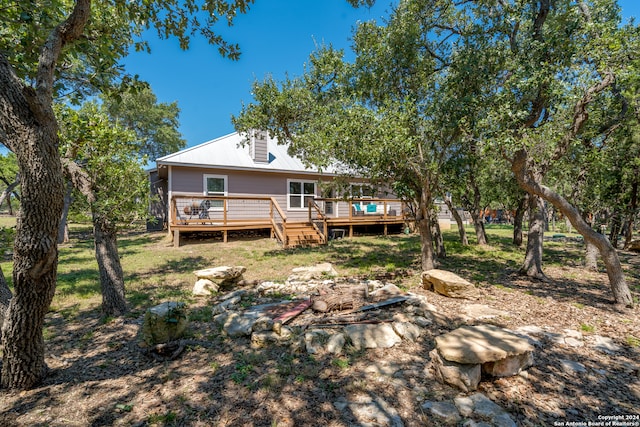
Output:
[{"xmin": 168, "ymin": 166, "xmax": 336, "ymax": 222}]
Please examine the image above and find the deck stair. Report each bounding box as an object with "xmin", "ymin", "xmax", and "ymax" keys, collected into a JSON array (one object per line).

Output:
[{"xmin": 284, "ymin": 222, "xmax": 324, "ymax": 248}]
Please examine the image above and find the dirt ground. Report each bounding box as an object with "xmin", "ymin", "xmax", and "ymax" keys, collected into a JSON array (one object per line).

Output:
[{"xmin": 0, "ymin": 248, "xmax": 639, "ymax": 426}]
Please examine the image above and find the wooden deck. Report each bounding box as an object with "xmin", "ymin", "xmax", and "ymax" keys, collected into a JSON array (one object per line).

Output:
[{"xmin": 169, "ymin": 196, "xmax": 408, "ymax": 248}]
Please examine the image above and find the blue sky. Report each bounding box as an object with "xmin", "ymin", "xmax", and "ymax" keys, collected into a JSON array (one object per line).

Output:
[
  {"xmin": 123, "ymin": 1, "xmax": 392, "ymax": 149},
  {"xmin": 123, "ymin": 0, "xmax": 640, "ymax": 151}
]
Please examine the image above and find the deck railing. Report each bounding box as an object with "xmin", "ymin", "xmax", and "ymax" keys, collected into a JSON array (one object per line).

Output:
[
  {"xmin": 169, "ymin": 195, "xmax": 407, "ymax": 246},
  {"xmin": 313, "ymin": 197, "xmax": 405, "ymax": 221},
  {"xmin": 270, "ymin": 197, "xmax": 287, "ymax": 245},
  {"xmin": 308, "ymin": 200, "xmax": 328, "ymax": 244}
]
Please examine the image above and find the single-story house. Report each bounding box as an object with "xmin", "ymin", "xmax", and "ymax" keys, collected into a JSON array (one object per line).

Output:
[{"xmin": 149, "ymin": 131, "xmax": 450, "ymax": 247}]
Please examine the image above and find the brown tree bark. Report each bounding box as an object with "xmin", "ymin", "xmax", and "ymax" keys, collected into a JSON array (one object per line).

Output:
[
  {"xmin": 415, "ymin": 189, "xmax": 436, "ymax": 271},
  {"xmin": 62, "ymin": 159, "xmax": 128, "ymax": 317},
  {"xmin": 623, "ymin": 175, "xmax": 638, "ymax": 249},
  {"xmin": 430, "ymin": 208, "xmax": 446, "ymax": 259},
  {"xmin": 609, "ymin": 210, "xmax": 621, "ymax": 249},
  {"xmin": 519, "ymin": 194, "xmax": 548, "ymax": 281},
  {"xmin": 93, "ymin": 215, "xmax": 127, "ymax": 316},
  {"xmin": 57, "ymin": 181, "xmax": 73, "ymax": 244},
  {"xmin": 0, "ymin": 266, "xmax": 12, "ymax": 340},
  {"xmin": 512, "ymin": 149, "xmax": 634, "ymax": 307},
  {"xmin": 466, "ymin": 173, "xmax": 488, "ymax": 245},
  {"xmin": 513, "ymin": 193, "xmax": 528, "ymax": 247},
  {"xmin": 585, "ymin": 240, "xmax": 599, "ymax": 271},
  {"xmin": 0, "ymin": 0, "xmax": 91, "ymax": 389},
  {"xmin": 444, "ymin": 198, "xmax": 468, "ymax": 245}
]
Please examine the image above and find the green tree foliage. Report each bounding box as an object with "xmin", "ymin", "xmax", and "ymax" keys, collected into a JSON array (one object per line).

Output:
[
  {"xmin": 57, "ymin": 102, "xmax": 149, "ymax": 225},
  {"xmin": 103, "ymin": 86, "xmax": 186, "ymax": 160},
  {"xmin": 0, "ymin": 0, "xmax": 254, "ymax": 390},
  {"xmin": 235, "ymin": 0, "xmax": 636, "ymax": 306},
  {"xmin": 58, "ymin": 102, "xmax": 149, "ymax": 315},
  {"xmin": 234, "ymin": 2, "xmax": 468, "ymax": 270}
]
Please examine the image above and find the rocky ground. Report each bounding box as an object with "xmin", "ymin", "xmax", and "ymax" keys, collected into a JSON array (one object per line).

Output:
[{"xmin": 0, "ymin": 255, "xmax": 639, "ymax": 426}]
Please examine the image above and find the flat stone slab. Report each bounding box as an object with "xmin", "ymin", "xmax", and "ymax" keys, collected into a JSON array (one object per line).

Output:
[
  {"xmin": 422, "ymin": 269, "xmax": 479, "ymax": 299},
  {"xmin": 194, "ymin": 266, "xmax": 246, "ymax": 284},
  {"xmin": 345, "ymin": 323, "xmax": 402, "ymax": 350},
  {"xmin": 435, "ymin": 324, "xmax": 534, "ymax": 364},
  {"xmin": 464, "ymin": 304, "xmax": 509, "ymax": 320},
  {"xmin": 288, "ymin": 262, "xmax": 338, "ymax": 282}
]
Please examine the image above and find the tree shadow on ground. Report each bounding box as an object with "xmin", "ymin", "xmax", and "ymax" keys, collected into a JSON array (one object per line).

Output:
[{"xmin": 2, "ymin": 294, "xmax": 637, "ymax": 426}]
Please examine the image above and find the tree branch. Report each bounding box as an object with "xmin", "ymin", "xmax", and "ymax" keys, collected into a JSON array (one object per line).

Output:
[
  {"xmin": 552, "ymin": 70, "xmax": 615, "ymax": 161},
  {"xmin": 34, "ymin": 0, "xmax": 92, "ymax": 106}
]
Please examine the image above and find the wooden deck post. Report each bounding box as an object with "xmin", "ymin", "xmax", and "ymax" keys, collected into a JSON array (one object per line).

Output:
[
  {"xmin": 349, "ymin": 225, "xmax": 353, "ymax": 237},
  {"xmin": 223, "ymin": 230, "xmax": 228, "ymax": 243},
  {"xmin": 173, "ymin": 229, "xmax": 180, "ymax": 247}
]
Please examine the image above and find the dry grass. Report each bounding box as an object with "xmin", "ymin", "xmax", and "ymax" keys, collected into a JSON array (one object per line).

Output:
[{"xmin": 0, "ymin": 223, "xmax": 638, "ymax": 426}]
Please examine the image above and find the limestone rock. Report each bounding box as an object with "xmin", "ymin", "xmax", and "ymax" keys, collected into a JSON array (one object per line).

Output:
[
  {"xmin": 214, "ymin": 312, "xmax": 254, "ymax": 337},
  {"xmin": 326, "ymin": 333, "xmax": 346, "ymax": 355},
  {"xmin": 592, "ymin": 335, "xmax": 622, "ymax": 354},
  {"xmin": 251, "ymin": 329, "xmax": 291, "ymax": 349},
  {"xmin": 422, "ymin": 269, "xmax": 479, "ymax": 299},
  {"xmin": 288, "ymin": 262, "xmax": 338, "ymax": 282},
  {"xmin": 469, "ymin": 393, "xmax": 515, "ymax": 426},
  {"xmin": 391, "ymin": 321, "xmax": 422, "ymax": 342},
  {"xmin": 141, "ymin": 301, "xmax": 188, "ymax": 346},
  {"xmin": 345, "ymin": 323, "xmax": 402, "ymax": 350},
  {"xmin": 214, "ymin": 310, "xmax": 271, "ymax": 338},
  {"xmin": 454, "ymin": 396, "xmax": 474, "ymax": 417},
  {"xmin": 211, "ymin": 295, "xmax": 242, "ymax": 315},
  {"xmin": 435, "ymin": 324, "xmax": 534, "ymax": 365},
  {"xmin": 464, "ymin": 304, "xmax": 508, "ymax": 320},
  {"xmin": 430, "ymin": 349, "xmax": 481, "ymax": 392},
  {"xmin": 192, "ymin": 278, "xmax": 219, "ymax": 296},
  {"xmin": 305, "ymin": 329, "xmax": 330, "ymax": 354},
  {"xmin": 424, "ymin": 401, "xmax": 461, "ymax": 424},
  {"xmin": 482, "ymin": 351, "xmax": 534, "ymax": 377},
  {"xmin": 194, "ymin": 266, "xmax": 246, "ymax": 287}
]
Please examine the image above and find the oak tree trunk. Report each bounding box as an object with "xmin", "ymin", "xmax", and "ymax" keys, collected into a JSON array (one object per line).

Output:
[
  {"xmin": 417, "ymin": 217, "xmax": 436, "ymax": 270},
  {"xmin": 520, "ymin": 194, "xmax": 547, "ymax": 281},
  {"xmin": 609, "ymin": 211, "xmax": 621, "ymax": 249},
  {"xmin": 512, "ymin": 149, "xmax": 633, "ymax": 307},
  {"xmin": 585, "ymin": 240, "xmax": 599, "ymax": 271},
  {"xmin": 416, "ymin": 191, "xmax": 436, "ymax": 270},
  {"xmin": 468, "ymin": 176, "xmax": 488, "ymax": 245},
  {"xmin": 469, "ymin": 211, "xmax": 488, "ymax": 246},
  {"xmin": 0, "ymin": 0, "xmax": 91, "ymax": 389},
  {"xmin": 57, "ymin": 181, "xmax": 73, "ymax": 244},
  {"xmin": 445, "ymin": 198, "xmax": 468, "ymax": 245},
  {"xmin": 623, "ymin": 176, "xmax": 638, "ymax": 249},
  {"xmin": 430, "ymin": 209, "xmax": 446, "ymax": 259},
  {"xmin": 513, "ymin": 193, "xmax": 528, "ymax": 247},
  {"xmin": 0, "ymin": 177, "xmax": 19, "ymax": 215},
  {"xmin": 93, "ymin": 215, "xmax": 128, "ymax": 316},
  {"xmin": 0, "ymin": 266, "xmax": 12, "ymax": 340},
  {"xmin": 0, "ymin": 127, "xmax": 64, "ymax": 390}
]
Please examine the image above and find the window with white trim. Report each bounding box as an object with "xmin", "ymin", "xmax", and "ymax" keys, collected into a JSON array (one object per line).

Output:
[
  {"xmin": 351, "ymin": 183, "xmax": 375, "ymax": 205},
  {"xmin": 288, "ymin": 179, "xmax": 316, "ymax": 209},
  {"xmin": 203, "ymin": 174, "xmax": 227, "ymax": 209}
]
